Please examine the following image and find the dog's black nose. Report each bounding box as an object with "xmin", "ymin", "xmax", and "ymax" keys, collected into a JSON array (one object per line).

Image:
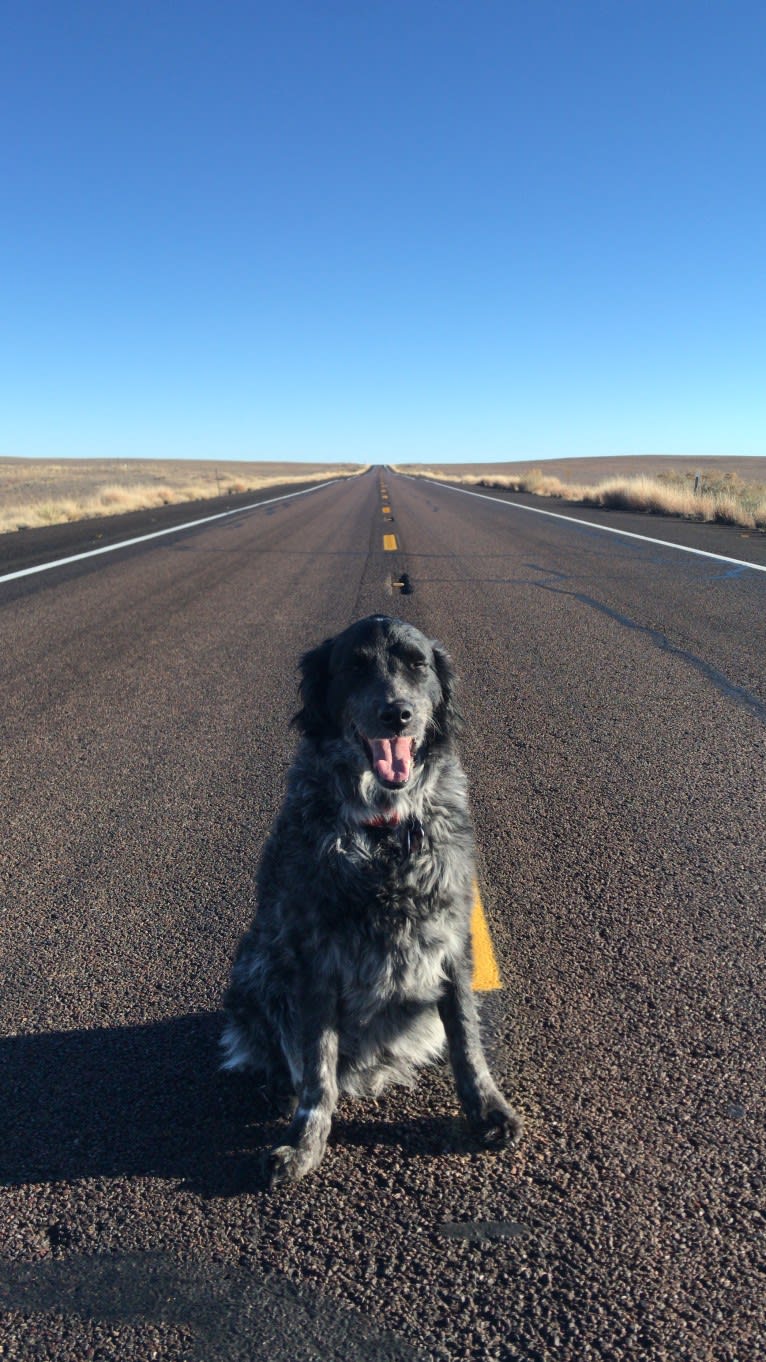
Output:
[{"xmin": 379, "ymin": 701, "xmax": 412, "ymax": 731}]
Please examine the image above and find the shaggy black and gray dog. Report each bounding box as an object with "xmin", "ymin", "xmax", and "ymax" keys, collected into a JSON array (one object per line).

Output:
[{"xmin": 221, "ymin": 614, "xmax": 521, "ymax": 1185}]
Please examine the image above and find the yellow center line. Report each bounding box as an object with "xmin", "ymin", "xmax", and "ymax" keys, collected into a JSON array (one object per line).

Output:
[
  {"xmin": 381, "ymin": 505, "xmax": 391, "ymax": 514},
  {"xmin": 383, "ymin": 533, "xmax": 398, "ymax": 550},
  {"xmin": 471, "ymin": 881, "xmax": 502, "ymax": 991}
]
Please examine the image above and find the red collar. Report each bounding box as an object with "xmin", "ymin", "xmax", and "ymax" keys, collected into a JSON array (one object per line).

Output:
[{"xmin": 361, "ymin": 811, "xmax": 402, "ymax": 827}]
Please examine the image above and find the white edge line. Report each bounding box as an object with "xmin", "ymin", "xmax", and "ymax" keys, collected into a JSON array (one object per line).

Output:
[
  {"xmin": 398, "ymin": 475, "xmax": 766, "ymax": 574},
  {"xmin": 0, "ymin": 479, "xmax": 340, "ymax": 585}
]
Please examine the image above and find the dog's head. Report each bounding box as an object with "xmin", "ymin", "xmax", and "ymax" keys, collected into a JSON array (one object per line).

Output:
[{"xmin": 293, "ymin": 616, "xmax": 460, "ymax": 790}]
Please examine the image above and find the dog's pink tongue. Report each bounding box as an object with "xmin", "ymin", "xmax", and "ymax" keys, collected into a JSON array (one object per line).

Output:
[{"xmin": 370, "ymin": 737, "xmax": 412, "ymax": 784}]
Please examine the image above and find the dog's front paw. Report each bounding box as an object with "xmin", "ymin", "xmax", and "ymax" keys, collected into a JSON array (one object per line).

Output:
[
  {"xmin": 268, "ymin": 1141, "xmax": 323, "ymax": 1188},
  {"xmin": 470, "ymin": 1093, "xmax": 523, "ymax": 1148}
]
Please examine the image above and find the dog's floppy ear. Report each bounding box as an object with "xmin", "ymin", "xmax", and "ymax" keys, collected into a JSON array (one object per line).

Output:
[
  {"xmin": 431, "ymin": 640, "xmax": 463, "ymax": 738},
  {"xmin": 292, "ymin": 635, "xmax": 336, "ymax": 737}
]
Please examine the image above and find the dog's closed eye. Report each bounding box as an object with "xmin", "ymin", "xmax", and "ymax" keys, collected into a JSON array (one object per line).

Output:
[{"xmin": 391, "ymin": 646, "xmax": 428, "ymax": 672}]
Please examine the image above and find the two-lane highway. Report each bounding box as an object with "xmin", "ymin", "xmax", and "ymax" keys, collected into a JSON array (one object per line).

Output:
[{"xmin": 1, "ymin": 468, "xmax": 764, "ymax": 1361}]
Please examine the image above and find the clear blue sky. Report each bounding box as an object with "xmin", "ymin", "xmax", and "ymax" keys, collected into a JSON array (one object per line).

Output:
[{"xmin": 1, "ymin": 1, "xmax": 764, "ymax": 463}]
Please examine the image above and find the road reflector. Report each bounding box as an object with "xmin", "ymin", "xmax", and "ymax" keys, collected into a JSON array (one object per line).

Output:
[
  {"xmin": 471, "ymin": 883, "xmax": 502, "ymax": 990},
  {"xmin": 382, "ymin": 505, "xmax": 391, "ymax": 514},
  {"xmin": 383, "ymin": 534, "xmax": 398, "ymax": 550}
]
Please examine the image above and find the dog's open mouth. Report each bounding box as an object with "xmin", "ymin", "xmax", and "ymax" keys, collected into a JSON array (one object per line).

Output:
[{"xmin": 364, "ymin": 736, "xmax": 416, "ymax": 787}]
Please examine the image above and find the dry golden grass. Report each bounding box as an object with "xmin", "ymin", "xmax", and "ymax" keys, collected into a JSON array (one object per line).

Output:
[
  {"xmin": 0, "ymin": 459, "xmax": 368, "ymax": 534},
  {"xmin": 394, "ymin": 462, "xmax": 766, "ymax": 531}
]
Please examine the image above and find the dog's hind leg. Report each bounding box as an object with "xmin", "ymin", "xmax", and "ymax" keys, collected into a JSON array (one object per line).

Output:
[
  {"xmin": 269, "ymin": 985, "xmax": 339, "ymax": 1187},
  {"xmin": 438, "ymin": 949, "xmax": 523, "ymax": 1148}
]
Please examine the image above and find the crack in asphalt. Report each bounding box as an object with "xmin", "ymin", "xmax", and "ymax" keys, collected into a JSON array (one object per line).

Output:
[{"xmin": 529, "ymin": 578, "xmax": 766, "ymax": 724}]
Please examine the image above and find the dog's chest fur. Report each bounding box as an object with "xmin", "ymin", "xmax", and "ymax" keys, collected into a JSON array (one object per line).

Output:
[
  {"xmin": 265, "ymin": 747, "xmax": 472, "ymax": 1009},
  {"xmin": 320, "ymin": 852, "xmax": 467, "ymax": 1018}
]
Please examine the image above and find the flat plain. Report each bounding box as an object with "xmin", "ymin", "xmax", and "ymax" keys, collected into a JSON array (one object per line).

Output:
[
  {"xmin": 0, "ymin": 458, "xmax": 365, "ymax": 533},
  {"xmin": 397, "ymin": 454, "xmax": 766, "ymax": 483}
]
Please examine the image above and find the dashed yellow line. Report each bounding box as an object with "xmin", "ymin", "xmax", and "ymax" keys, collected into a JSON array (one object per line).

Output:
[
  {"xmin": 471, "ymin": 882, "xmax": 502, "ymax": 991},
  {"xmin": 381, "ymin": 505, "xmax": 391, "ymax": 514},
  {"xmin": 383, "ymin": 533, "xmax": 398, "ymax": 550}
]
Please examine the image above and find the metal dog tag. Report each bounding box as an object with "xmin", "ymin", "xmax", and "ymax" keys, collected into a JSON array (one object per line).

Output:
[{"xmin": 403, "ymin": 817, "xmax": 425, "ymax": 858}]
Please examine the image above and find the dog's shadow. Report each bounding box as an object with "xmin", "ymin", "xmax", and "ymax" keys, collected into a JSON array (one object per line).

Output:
[{"xmin": 0, "ymin": 1013, "xmax": 472, "ymax": 1197}]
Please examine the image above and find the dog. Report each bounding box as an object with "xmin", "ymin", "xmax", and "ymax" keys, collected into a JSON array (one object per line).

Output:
[{"xmin": 221, "ymin": 614, "xmax": 521, "ymax": 1185}]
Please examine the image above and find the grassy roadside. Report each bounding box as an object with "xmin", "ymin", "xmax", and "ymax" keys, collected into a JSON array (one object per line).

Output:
[
  {"xmin": 0, "ymin": 465, "xmax": 369, "ymax": 535},
  {"xmin": 393, "ymin": 466, "xmax": 766, "ymax": 531}
]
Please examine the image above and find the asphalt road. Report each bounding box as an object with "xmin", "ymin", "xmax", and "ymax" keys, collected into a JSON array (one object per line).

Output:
[{"xmin": 1, "ymin": 469, "xmax": 764, "ymax": 1361}]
